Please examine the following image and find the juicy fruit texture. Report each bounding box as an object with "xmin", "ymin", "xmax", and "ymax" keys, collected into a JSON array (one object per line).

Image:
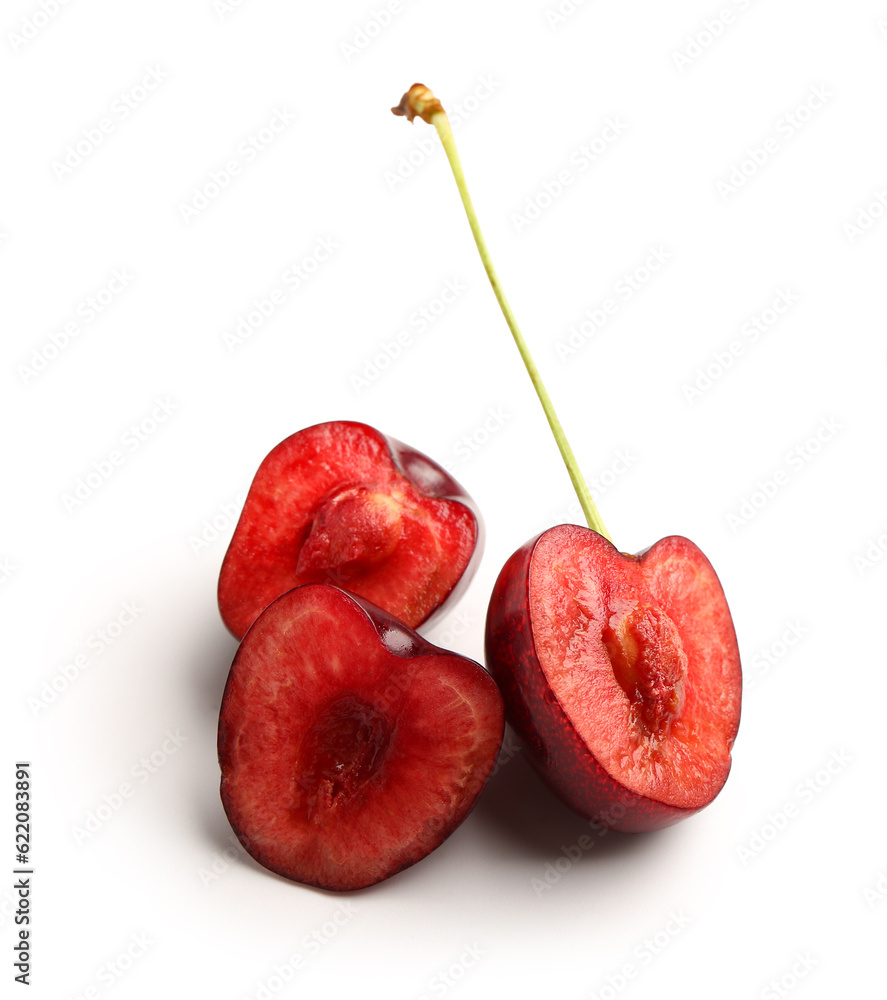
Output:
[
  {"xmin": 485, "ymin": 525, "xmax": 741, "ymax": 832},
  {"xmin": 218, "ymin": 584, "xmax": 504, "ymax": 891},
  {"xmin": 218, "ymin": 421, "xmax": 481, "ymax": 639}
]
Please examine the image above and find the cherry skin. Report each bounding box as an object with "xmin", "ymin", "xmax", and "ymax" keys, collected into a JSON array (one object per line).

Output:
[{"xmin": 486, "ymin": 526, "xmax": 741, "ymax": 832}]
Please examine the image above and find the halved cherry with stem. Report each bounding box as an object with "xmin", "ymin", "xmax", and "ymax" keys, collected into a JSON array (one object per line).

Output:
[{"xmin": 393, "ymin": 84, "xmax": 741, "ymax": 831}]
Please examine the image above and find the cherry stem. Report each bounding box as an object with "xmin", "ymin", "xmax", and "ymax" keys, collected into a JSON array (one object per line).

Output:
[{"xmin": 392, "ymin": 84, "xmax": 612, "ymax": 542}]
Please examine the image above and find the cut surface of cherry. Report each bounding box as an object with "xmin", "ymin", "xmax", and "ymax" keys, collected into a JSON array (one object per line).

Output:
[
  {"xmin": 218, "ymin": 421, "xmax": 481, "ymax": 639},
  {"xmin": 218, "ymin": 583, "xmax": 504, "ymax": 891},
  {"xmin": 486, "ymin": 526, "xmax": 741, "ymax": 832}
]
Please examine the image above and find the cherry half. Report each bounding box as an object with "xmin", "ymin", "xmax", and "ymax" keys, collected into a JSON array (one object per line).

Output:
[
  {"xmin": 487, "ymin": 529, "xmax": 740, "ymax": 830},
  {"xmin": 218, "ymin": 583, "xmax": 504, "ymax": 890},
  {"xmin": 393, "ymin": 84, "xmax": 742, "ymax": 831},
  {"xmin": 218, "ymin": 420, "xmax": 482, "ymax": 639}
]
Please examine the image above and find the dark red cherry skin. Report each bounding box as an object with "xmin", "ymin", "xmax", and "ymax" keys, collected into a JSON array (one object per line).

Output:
[{"xmin": 485, "ymin": 525, "xmax": 741, "ymax": 833}]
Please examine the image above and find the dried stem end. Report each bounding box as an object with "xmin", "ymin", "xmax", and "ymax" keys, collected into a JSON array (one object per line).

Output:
[{"xmin": 391, "ymin": 84, "xmax": 444, "ymax": 124}]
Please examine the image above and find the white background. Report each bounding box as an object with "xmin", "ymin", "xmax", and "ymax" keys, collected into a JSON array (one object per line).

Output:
[{"xmin": 3, "ymin": 1, "xmax": 886, "ymax": 997}]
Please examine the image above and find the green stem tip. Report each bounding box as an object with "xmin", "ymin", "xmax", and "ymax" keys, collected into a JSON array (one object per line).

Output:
[{"xmin": 392, "ymin": 84, "xmax": 612, "ymax": 543}]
